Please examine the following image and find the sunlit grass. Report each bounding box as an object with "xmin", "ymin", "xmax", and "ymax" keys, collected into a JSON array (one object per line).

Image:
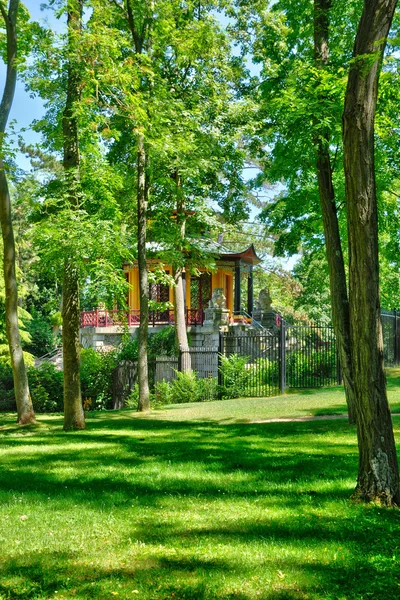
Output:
[{"xmin": 0, "ymin": 375, "xmax": 399, "ymax": 599}]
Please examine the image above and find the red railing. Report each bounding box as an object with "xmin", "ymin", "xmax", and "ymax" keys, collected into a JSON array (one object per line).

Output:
[{"xmin": 81, "ymin": 308, "xmax": 205, "ymax": 328}]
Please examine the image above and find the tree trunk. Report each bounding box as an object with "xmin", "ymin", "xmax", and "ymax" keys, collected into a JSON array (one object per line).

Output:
[
  {"xmin": 343, "ymin": 0, "xmax": 399, "ymax": 505},
  {"xmin": 62, "ymin": 261, "xmax": 85, "ymax": 429},
  {"xmin": 313, "ymin": 0, "xmax": 356, "ymax": 424},
  {"xmin": 137, "ymin": 133, "xmax": 150, "ymax": 412},
  {"xmin": 0, "ymin": 0, "xmax": 35, "ymax": 424},
  {"xmin": 62, "ymin": 0, "xmax": 85, "ymax": 430},
  {"xmin": 173, "ymin": 172, "xmax": 191, "ymax": 368},
  {"xmin": 124, "ymin": 0, "xmax": 154, "ymax": 411}
]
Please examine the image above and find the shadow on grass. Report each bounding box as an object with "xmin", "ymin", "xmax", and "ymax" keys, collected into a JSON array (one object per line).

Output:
[{"xmin": 1, "ymin": 414, "xmax": 400, "ymax": 599}]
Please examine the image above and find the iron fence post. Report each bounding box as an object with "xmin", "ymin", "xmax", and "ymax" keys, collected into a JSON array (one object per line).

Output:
[
  {"xmin": 278, "ymin": 318, "xmax": 286, "ymax": 394},
  {"xmin": 394, "ymin": 309, "xmax": 398, "ymax": 366},
  {"xmin": 178, "ymin": 346, "xmax": 182, "ymax": 372},
  {"xmin": 218, "ymin": 332, "xmax": 223, "ymax": 399}
]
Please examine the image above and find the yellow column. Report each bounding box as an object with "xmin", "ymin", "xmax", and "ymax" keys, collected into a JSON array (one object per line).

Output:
[
  {"xmin": 130, "ymin": 267, "xmax": 140, "ymax": 310},
  {"xmin": 186, "ymin": 272, "xmax": 191, "ymax": 309}
]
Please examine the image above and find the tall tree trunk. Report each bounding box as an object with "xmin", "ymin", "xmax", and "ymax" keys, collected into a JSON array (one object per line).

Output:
[
  {"xmin": 124, "ymin": 0, "xmax": 154, "ymax": 411},
  {"xmin": 137, "ymin": 134, "xmax": 150, "ymax": 411},
  {"xmin": 173, "ymin": 173, "xmax": 191, "ymax": 368},
  {"xmin": 0, "ymin": 0, "xmax": 35, "ymax": 424},
  {"xmin": 62, "ymin": 261, "xmax": 85, "ymax": 429},
  {"xmin": 62, "ymin": 0, "xmax": 85, "ymax": 430},
  {"xmin": 313, "ymin": 0, "xmax": 356, "ymax": 424},
  {"xmin": 343, "ymin": 0, "xmax": 399, "ymax": 505}
]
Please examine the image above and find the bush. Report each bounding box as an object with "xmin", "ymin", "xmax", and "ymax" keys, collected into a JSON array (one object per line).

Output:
[
  {"xmin": 254, "ymin": 357, "xmax": 280, "ymax": 386},
  {"xmin": 125, "ymin": 383, "xmax": 140, "ymax": 409},
  {"xmin": 117, "ymin": 326, "xmax": 177, "ymax": 365},
  {"xmin": 286, "ymin": 348, "xmax": 336, "ymax": 386},
  {"xmin": 219, "ymin": 354, "xmax": 251, "ymax": 399},
  {"xmin": 197, "ymin": 376, "xmax": 218, "ymax": 402},
  {"xmin": 0, "ymin": 362, "xmax": 16, "ymax": 412},
  {"xmin": 117, "ymin": 338, "xmax": 138, "ymax": 362},
  {"xmin": 25, "ymin": 314, "xmax": 56, "ymax": 357},
  {"xmin": 170, "ymin": 370, "xmax": 200, "ymax": 404},
  {"xmin": 28, "ymin": 363, "xmax": 64, "ymax": 413},
  {"xmin": 80, "ymin": 348, "xmax": 118, "ymax": 410},
  {"xmin": 152, "ymin": 380, "xmax": 172, "ymax": 408},
  {"xmin": 148, "ymin": 326, "xmax": 177, "ymax": 359}
]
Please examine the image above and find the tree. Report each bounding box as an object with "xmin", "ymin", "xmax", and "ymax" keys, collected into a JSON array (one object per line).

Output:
[
  {"xmin": 61, "ymin": 0, "xmax": 86, "ymax": 430},
  {"xmin": 0, "ymin": 0, "xmax": 35, "ymax": 424},
  {"xmin": 230, "ymin": 0, "xmax": 359, "ymax": 421},
  {"xmin": 342, "ymin": 0, "xmax": 400, "ymax": 505},
  {"xmin": 100, "ymin": 0, "xmax": 250, "ymax": 396},
  {"xmin": 312, "ymin": 0, "xmax": 355, "ymax": 423}
]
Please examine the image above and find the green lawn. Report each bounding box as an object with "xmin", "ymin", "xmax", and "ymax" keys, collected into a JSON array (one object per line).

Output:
[{"xmin": 0, "ymin": 376, "xmax": 400, "ymax": 600}]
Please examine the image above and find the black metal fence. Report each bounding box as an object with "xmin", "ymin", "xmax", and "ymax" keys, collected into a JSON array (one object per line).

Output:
[
  {"xmin": 381, "ymin": 309, "xmax": 400, "ymax": 367},
  {"xmin": 285, "ymin": 324, "xmax": 338, "ymax": 388},
  {"xmin": 219, "ymin": 329, "xmax": 281, "ymax": 398},
  {"xmin": 112, "ymin": 309, "xmax": 400, "ymax": 406}
]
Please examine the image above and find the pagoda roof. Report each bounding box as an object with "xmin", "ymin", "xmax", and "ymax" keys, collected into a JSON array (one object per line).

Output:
[{"xmin": 217, "ymin": 244, "xmax": 262, "ymax": 266}]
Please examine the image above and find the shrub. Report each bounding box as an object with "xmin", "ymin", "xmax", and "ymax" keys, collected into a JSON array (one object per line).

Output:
[
  {"xmin": 170, "ymin": 370, "xmax": 200, "ymax": 404},
  {"xmin": 28, "ymin": 363, "xmax": 64, "ymax": 413},
  {"xmin": 117, "ymin": 338, "xmax": 138, "ymax": 362},
  {"xmin": 80, "ymin": 348, "xmax": 118, "ymax": 410},
  {"xmin": 0, "ymin": 362, "xmax": 16, "ymax": 412},
  {"xmin": 254, "ymin": 357, "xmax": 280, "ymax": 386},
  {"xmin": 197, "ymin": 376, "xmax": 218, "ymax": 402},
  {"xmin": 25, "ymin": 314, "xmax": 56, "ymax": 357},
  {"xmin": 125, "ymin": 383, "xmax": 140, "ymax": 409},
  {"xmin": 148, "ymin": 326, "xmax": 177, "ymax": 359},
  {"xmin": 286, "ymin": 347, "xmax": 336, "ymax": 386},
  {"xmin": 219, "ymin": 354, "xmax": 251, "ymax": 399},
  {"xmin": 152, "ymin": 380, "xmax": 172, "ymax": 408},
  {"xmin": 117, "ymin": 326, "xmax": 177, "ymax": 365}
]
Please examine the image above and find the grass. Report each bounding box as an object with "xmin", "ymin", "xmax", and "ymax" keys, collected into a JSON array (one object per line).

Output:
[{"xmin": 0, "ymin": 375, "xmax": 400, "ymax": 599}]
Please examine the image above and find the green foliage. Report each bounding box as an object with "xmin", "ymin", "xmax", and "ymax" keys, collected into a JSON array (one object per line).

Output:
[
  {"xmin": 117, "ymin": 338, "xmax": 138, "ymax": 363},
  {"xmin": 254, "ymin": 357, "xmax": 279, "ymax": 386},
  {"xmin": 219, "ymin": 353, "xmax": 251, "ymax": 399},
  {"xmin": 154, "ymin": 371, "xmax": 218, "ymax": 406},
  {"xmin": 28, "ymin": 363, "xmax": 64, "ymax": 413},
  {"xmin": 0, "ymin": 363, "xmax": 15, "ymax": 412},
  {"xmin": 286, "ymin": 348, "xmax": 337, "ymax": 387},
  {"xmin": 197, "ymin": 375, "xmax": 219, "ymax": 402},
  {"xmin": 80, "ymin": 348, "xmax": 118, "ymax": 410},
  {"xmin": 152, "ymin": 380, "xmax": 173, "ymax": 408},
  {"xmin": 170, "ymin": 370, "xmax": 202, "ymax": 404},
  {"xmin": 147, "ymin": 326, "xmax": 178, "ymax": 359},
  {"xmin": 125, "ymin": 383, "xmax": 140, "ymax": 409},
  {"xmin": 25, "ymin": 313, "xmax": 56, "ymax": 357}
]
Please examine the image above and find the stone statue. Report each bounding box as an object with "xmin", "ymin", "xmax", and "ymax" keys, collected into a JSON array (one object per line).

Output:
[
  {"xmin": 208, "ymin": 288, "xmax": 226, "ymax": 309},
  {"xmin": 256, "ymin": 288, "xmax": 272, "ymax": 311},
  {"xmin": 204, "ymin": 288, "xmax": 229, "ymax": 328}
]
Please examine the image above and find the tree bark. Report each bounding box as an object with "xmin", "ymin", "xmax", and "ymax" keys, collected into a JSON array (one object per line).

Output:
[
  {"xmin": 137, "ymin": 133, "xmax": 150, "ymax": 412},
  {"xmin": 173, "ymin": 172, "xmax": 191, "ymax": 368},
  {"xmin": 62, "ymin": 261, "xmax": 85, "ymax": 429},
  {"xmin": 343, "ymin": 0, "xmax": 399, "ymax": 505},
  {"xmin": 313, "ymin": 0, "xmax": 356, "ymax": 424},
  {"xmin": 62, "ymin": 0, "xmax": 85, "ymax": 430},
  {"xmin": 0, "ymin": 0, "xmax": 35, "ymax": 424}
]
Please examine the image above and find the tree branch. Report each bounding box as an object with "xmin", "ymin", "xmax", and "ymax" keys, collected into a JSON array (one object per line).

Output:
[
  {"xmin": 0, "ymin": 2, "xmax": 8, "ymax": 25},
  {"xmin": 0, "ymin": 0, "xmax": 19, "ymax": 136}
]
